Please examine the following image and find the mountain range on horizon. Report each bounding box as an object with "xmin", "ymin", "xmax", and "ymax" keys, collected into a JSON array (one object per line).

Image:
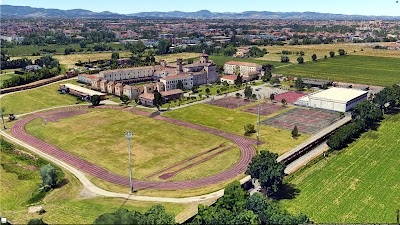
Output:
[{"xmin": 1, "ymin": 4, "xmax": 400, "ymax": 20}]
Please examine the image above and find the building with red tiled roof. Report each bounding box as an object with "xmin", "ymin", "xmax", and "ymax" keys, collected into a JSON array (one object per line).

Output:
[{"xmin": 220, "ymin": 75, "xmax": 237, "ymax": 85}]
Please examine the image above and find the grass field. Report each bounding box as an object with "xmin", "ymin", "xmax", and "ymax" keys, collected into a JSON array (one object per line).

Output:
[
  {"xmin": 280, "ymin": 114, "xmax": 400, "ymax": 223},
  {"xmin": 1, "ymin": 79, "xmax": 86, "ymax": 115},
  {"xmin": 257, "ymin": 43, "xmax": 400, "ymax": 63},
  {"xmin": 274, "ymin": 55, "xmax": 400, "ymax": 86},
  {"xmin": 25, "ymin": 109, "xmax": 240, "ymax": 181},
  {"xmin": 163, "ymin": 104, "xmax": 310, "ymax": 155},
  {"xmin": 0, "ymin": 154, "xmax": 185, "ymax": 224}
]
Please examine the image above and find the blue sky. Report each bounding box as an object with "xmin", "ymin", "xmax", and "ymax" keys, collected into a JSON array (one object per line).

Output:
[{"xmin": 1, "ymin": 0, "xmax": 399, "ymax": 16}]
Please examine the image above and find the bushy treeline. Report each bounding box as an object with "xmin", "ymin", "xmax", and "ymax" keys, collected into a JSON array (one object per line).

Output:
[
  {"xmin": 328, "ymin": 85, "xmax": 400, "ymax": 150},
  {"xmin": 1, "ymin": 58, "xmax": 32, "ymax": 70},
  {"xmin": 93, "ymin": 205, "xmax": 175, "ymax": 225},
  {"xmin": 1, "ymin": 54, "xmax": 61, "ymax": 88},
  {"xmin": 191, "ymin": 181, "xmax": 310, "ymax": 225}
]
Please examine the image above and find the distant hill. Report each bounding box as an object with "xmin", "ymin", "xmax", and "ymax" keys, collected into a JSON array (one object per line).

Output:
[{"xmin": 1, "ymin": 5, "xmax": 400, "ymax": 20}]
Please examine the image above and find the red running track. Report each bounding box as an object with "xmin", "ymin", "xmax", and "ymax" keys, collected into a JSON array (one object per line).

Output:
[{"xmin": 10, "ymin": 106, "xmax": 257, "ymax": 190}]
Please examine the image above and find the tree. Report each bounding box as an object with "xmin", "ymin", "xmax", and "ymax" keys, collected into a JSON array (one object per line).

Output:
[
  {"xmin": 187, "ymin": 58, "xmax": 194, "ymax": 64},
  {"xmin": 338, "ymin": 49, "xmax": 346, "ymax": 56},
  {"xmin": 93, "ymin": 205, "xmax": 174, "ymax": 225},
  {"xmin": 244, "ymin": 124, "xmax": 256, "ymax": 136},
  {"xmin": 297, "ymin": 56, "xmax": 304, "ymax": 64},
  {"xmin": 40, "ymin": 164, "xmax": 58, "ymax": 191},
  {"xmin": 291, "ymin": 125, "xmax": 299, "ymax": 138},
  {"xmin": 153, "ymin": 90, "xmax": 163, "ymax": 110},
  {"xmin": 156, "ymin": 39, "xmax": 171, "ymax": 55},
  {"xmin": 28, "ymin": 218, "xmax": 48, "ymax": 225},
  {"xmin": 120, "ymin": 95, "xmax": 131, "ymax": 106},
  {"xmin": 329, "ymin": 51, "xmax": 335, "ymax": 57},
  {"xmin": 246, "ymin": 151, "xmax": 286, "ymax": 196},
  {"xmin": 176, "ymin": 80, "xmax": 184, "ymax": 90},
  {"xmin": 281, "ymin": 98, "xmax": 287, "ymax": 106},
  {"xmin": 79, "ymin": 41, "xmax": 87, "ymax": 48},
  {"xmin": 280, "ymin": 55, "xmax": 290, "ymax": 63},
  {"xmin": 205, "ymin": 87, "xmax": 211, "ymax": 96},
  {"xmin": 244, "ymin": 86, "xmax": 253, "ymax": 99},
  {"xmin": 235, "ymin": 73, "xmax": 243, "ymax": 88},
  {"xmin": 311, "ymin": 54, "xmax": 317, "ymax": 61},
  {"xmin": 270, "ymin": 77, "xmax": 280, "ymax": 85},
  {"xmin": 261, "ymin": 69, "xmax": 272, "ymax": 82},
  {"xmin": 90, "ymin": 95, "xmax": 101, "ymax": 106},
  {"xmin": 270, "ymin": 93, "xmax": 275, "ymax": 101},
  {"xmin": 295, "ymin": 78, "xmax": 304, "ymax": 90}
]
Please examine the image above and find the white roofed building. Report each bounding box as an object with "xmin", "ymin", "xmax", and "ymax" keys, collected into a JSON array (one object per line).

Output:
[{"xmin": 295, "ymin": 87, "xmax": 368, "ymax": 112}]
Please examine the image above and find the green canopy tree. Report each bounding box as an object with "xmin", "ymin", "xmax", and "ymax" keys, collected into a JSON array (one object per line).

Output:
[
  {"xmin": 40, "ymin": 164, "xmax": 58, "ymax": 191},
  {"xmin": 297, "ymin": 56, "xmax": 304, "ymax": 64},
  {"xmin": 153, "ymin": 90, "xmax": 163, "ymax": 110},
  {"xmin": 120, "ymin": 95, "xmax": 131, "ymax": 106},
  {"xmin": 28, "ymin": 218, "xmax": 48, "ymax": 225},
  {"xmin": 90, "ymin": 95, "xmax": 101, "ymax": 106},
  {"xmin": 261, "ymin": 69, "xmax": 272, "ymax": 82},
  {"xmin": 235, "ymin": 73, "xmax": 243, "ymax": 88},
  {"xmin": 246, "ymin": 151, "xmax": 286, "ymax": 196},
  {"xmin": 311, "ymin": 54, "xmax": 317, "ymax": 61},
  {"xmin": 244, "ymin": 86, "xmax": 253, "ymax": 99},
  {"xmin": 295, "ymin": 78, "xmax": 304, "ymax": 90}
]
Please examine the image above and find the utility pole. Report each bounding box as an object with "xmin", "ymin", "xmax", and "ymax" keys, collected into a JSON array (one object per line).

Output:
[
  {"xmin": 124, "ymin": 131, "xmax": 134, "ymax": 193},
  {"xmin": 257, "ymin": 102, "xmax": 260, "ymax": 147}
]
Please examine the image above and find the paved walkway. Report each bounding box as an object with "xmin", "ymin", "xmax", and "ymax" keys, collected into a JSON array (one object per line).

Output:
[{"xmin": 10, "ymin": 105, "xmax": 257, "ymax": 190}]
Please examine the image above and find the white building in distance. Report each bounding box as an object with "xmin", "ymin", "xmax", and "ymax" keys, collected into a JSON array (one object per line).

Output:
[
  {"xmin": 295, "ymin": 87, "xmax": 368, "ymax": 112},
  {"xmin": 224, "ymin": 61, "xmax": 262, "ymax": 76}
]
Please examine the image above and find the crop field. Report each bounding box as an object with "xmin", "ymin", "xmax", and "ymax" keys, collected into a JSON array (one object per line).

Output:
[
  {"xmin": 257, "ymin": 43, "xmax": 400, "ymax": 63},
  {"xmin": 0, "ymin": 141, "xmax": 186, "ymax": 224},
  {"xmin": 25, "ymin": 109, "xmax": 240, "ymax": 181},
  {"xmin": 280, "ymin": 114, "xmax": 400, "ymax": 223},
  {"xmin": 164, "ymin": 103, "xmax": 310, "ymax": 155},
  {"xmin": 1, "ymin": 79, "xmax": 85, "ymax": 115},
  {"xmin": 274, "ymin": 55, "xmax": 400, "ymax": 86}
]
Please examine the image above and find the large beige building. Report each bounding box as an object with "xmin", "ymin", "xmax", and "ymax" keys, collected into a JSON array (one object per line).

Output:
[
  {"xmin": 99, "ymin": 66, "xmax": 156, "ymax": 82},
  {"xmin": 224, "ymin": 61, "xmax": 262, "ymax": 76},
  {"xmin": 160, "ymin": 73, "xmax": 193, "ymax": 91}
]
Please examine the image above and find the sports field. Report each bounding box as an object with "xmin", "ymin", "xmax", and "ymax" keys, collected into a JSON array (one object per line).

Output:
[
  {"xmin": 25, "ymin": 109, "xmax": 240, "ymax": 181},
  {"xmin": 0, "ymin": 147, "xmax": 185, "ymax": 224},
  {"xmin": 280, "ymin": 114, "xmax": 400, "ymax": 223},
  {"xmin": 1, "ymin": 79, "xmax": 85, "ymax": 115},
  {"xmin": 163, "ymin": 103, "xmax": 310, "ymax": 155},
  {"xmin": 274, "ymin": 55, "xmax": 400, "ymax": 86}
]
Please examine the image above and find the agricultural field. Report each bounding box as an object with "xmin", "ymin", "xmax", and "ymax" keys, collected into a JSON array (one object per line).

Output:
[
  {"xmin": 0, "ymin": 79, "xmax": 86, "ymax": 115},
  {"xmin": 280, "ymin": 114, "xmax": 400, "ymax": 223},
  {"xmin": 25, "ymin": 109, "xmax": 241, "ymax": 181},
  {"xmin": 274, "ymin": 55, "xmax": 400, "ymax": 86},
  {"xmin": 0, "ymin": 140, "xmax": 186, "ymax": 224},
  {"xmin": 163, "ymin": 103, "xmax": 310, "ymax": 155},
  {"xmin": 257, "ymin": 43, "xmax": 400, "ymax": 63}
]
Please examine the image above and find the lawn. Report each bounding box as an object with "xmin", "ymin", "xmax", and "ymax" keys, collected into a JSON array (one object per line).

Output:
[
  {"xmin": 280, "ymin": 114, "xmax": 400, "ymax": 223},
  {"xmin": 1, "ymin": 79, "xmax": 86, "ymax": 115},
  {"xmin": 0, "ymin": 142, "xmax": 186, "ymax": 225},
  {"xmin": 25, "ymin": 109, "xmax": 240, "ymax": 181},
  {"xmin": 274, "ymin": 55, "xmax": 400, "ymax": 86},
  {"xmin": 163, "ymin": 103, "xmax": 310, "ymax": 155},
  {"xmin": 209, "ymin": 55, "xmax": 282, "ymax": 68}
]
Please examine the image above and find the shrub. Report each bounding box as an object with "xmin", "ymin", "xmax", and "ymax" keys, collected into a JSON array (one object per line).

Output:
[{"xmin": 244, "ymin": 124, "xmax": 256, "ymax": 136}]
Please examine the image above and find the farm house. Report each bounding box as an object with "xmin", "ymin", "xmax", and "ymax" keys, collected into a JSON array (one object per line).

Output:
[{"xmin": 295, "ymin": 87, "xmax": 368, "ymax": 112}]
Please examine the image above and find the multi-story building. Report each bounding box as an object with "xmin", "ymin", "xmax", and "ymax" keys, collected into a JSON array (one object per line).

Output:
[
  {"xmin": 224, "ymin": 61, "xmax": 262, "ymax": 76},
  {"xmin": 99, "ymin": 66, "xmax": 156, "ymax": 82},
  {"xmin": 160, "ymin": 73, "xmax": 194, "ymax": 91}
]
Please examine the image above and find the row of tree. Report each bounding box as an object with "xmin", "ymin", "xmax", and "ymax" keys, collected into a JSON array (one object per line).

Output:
[{"xmin": 1, "ymin": 54, "xmax": 61, "ymax": 88}]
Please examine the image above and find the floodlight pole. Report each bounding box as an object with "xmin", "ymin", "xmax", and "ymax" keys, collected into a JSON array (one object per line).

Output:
[{"xmin": 125, "ymin": 131, "xmax": 134, "ymax": 193}]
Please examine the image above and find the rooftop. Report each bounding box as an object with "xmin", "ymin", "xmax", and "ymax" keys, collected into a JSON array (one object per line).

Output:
[
  {"xmin": 60, "ymin": 83, "xmax": 105, "ymax": 97},
  {"xmin": 221, "ymin": 75, "xmax": 237, "ymax": 81},
  {"xmin": 160, "ymin": 73, "xmax": 192, "ymax": 81},
  {"xmin": 309, "ymin": 87, "xmax": 368, "ymax": 102}
]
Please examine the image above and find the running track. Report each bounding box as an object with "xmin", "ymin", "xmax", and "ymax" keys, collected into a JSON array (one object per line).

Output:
[{"xmin": 10, "ymin": 106, "xmax": 258, "ymax": 190}]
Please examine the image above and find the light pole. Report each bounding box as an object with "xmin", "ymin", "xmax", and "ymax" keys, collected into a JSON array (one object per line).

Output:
[{"xmin": 124, "ymin": 131, "xmax": 134, "ymax": 193}]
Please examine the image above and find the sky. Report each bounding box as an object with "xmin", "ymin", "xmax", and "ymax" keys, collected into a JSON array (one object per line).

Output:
[{"xmin": 1, "ymin": 0, "xmax": 400, "ymax": 16}]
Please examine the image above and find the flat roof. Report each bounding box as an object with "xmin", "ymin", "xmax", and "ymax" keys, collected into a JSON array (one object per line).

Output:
[
  {"xmin": 309, "ymin": 87, "xmax": 367, "ymax": 102},
  {"xmin": 60, "ymin": 83, "xmax": 105, "ymax": 97}
]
